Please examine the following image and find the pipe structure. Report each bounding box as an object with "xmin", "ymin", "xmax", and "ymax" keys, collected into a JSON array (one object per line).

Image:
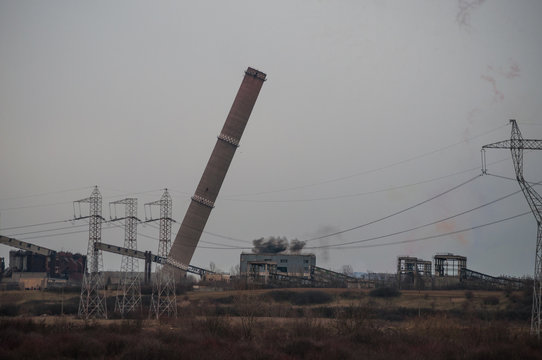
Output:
[{"xmin": 168, "ymin": 67, "xmax": 266, "ymax": 268}]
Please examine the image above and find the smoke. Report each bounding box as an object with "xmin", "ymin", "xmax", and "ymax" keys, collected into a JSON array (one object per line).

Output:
[
  {"xmin": 436, "ymin": 221, "xmax": 468, "ymax": 246},
  {"xmin": 251, "ymin": 236, "xmax": 306, "ymax": 254},
  {"xmin": 289, "ymin": 239, "xmax": 306, "ymax": 253},
  {"xmin": 456, "ymin": 0, "xmax": 485, "ymax": 30}
]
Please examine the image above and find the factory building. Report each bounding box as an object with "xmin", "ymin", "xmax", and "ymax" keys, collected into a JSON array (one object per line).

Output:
[
  {"xmin": 434, "ymin": 253, "xmax": 467, "ymax": 277},
  {"xmin": 240, "ymin": 253, "xmax": 316, "ymax": 281},
  {"xmin": 8, "ymin": 250, "xmax": 86, "ymax": 281}
]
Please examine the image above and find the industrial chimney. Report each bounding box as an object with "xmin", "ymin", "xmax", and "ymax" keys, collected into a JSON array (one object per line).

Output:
[{"xmin": 167, "ymin": 67, "xmax": 266, "ymax": 269}]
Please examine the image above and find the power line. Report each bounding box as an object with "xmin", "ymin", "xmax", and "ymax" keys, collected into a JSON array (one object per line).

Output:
[
  {"xmin": 202, "ymin": 230, "xmax": 252, "ymax": 244},
  {"xmin": 485, "ymin": 172, "xmax": 542, "ymax": 186},
  {"xmin": 0, "ymin": 186, "xmax": 92, "ymax": 202},
  {"xmin": 222, "ymin": 166, "xmax": 482, "ymax": 203},
  {"xmin": 19, "ymin": 229, "xmax": 92, "ymax": 240},
  {"xmin": 326, "ymin": 211, "xmax": 530, "ymax": 250},
  {"xmin": 224, "ymin": 123, "xmax": 508, "ymax": 198},
  {"xmin": 0, "ymin": 200, "xmax": 74, "ymax": 212},
  {"xmin": 158, "ymin": 211, "xmax": 531, "ymax": 250},
  {"xmin": 0, "ymin": 189, "xmax": 164, "ymax": 212},
  {"xmin": 305, "ymin": 185, "xmax": 527, "ymax": 249},
  {"xmin": 5, "ymin": 223, "xmax": 89, "ymax": 237},
  {"xmin": 303, "ymin": 174, "xmax": 481, "ymax": 242},
  {"xmin": 198, "ymin": 178, "xmax": 529, "ymax": 250},
  {"xmin": 218, "ymin": 156, "xmax": 512, "ymax": 204},
  {"xmin": 0, "ymin": 219, "xmax": 73, "ymax": 231}
]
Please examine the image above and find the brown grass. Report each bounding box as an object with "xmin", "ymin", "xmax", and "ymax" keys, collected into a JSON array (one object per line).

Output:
[{"xmin": 0, "ymin": 288, "xmax": 538, "ymax": 359}]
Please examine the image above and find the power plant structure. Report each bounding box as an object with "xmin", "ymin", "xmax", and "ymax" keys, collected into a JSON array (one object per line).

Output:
[
  {"xmin": 482, "ymin": 119, "xmax": 542, "ymax": 337},
  {"xmin": 167, "ymin": 67, "xmax": 266, "ymax": 271},
  {"xmin": 0, "ymin": 236, "xmax": 86, "ymax": 290},
  {"xmin": 397, "ymin": 253, "xmax": 466, "ymax": 289},
  {"xmin": 396, "ymin": 253, "xmax": 525, "ymax": 290},
  {"xmin": 240, "ymin": 253, "xmax": 316, "ymax": 284},
  {"xmin": 397, "ymin": 256, "xmax": 432, "ymax": 289},
  {"xmin": 434, "ymin": 253, "xmax": 467, "ymax": 277},
  {"xmin": 2, "ymin": 73, "xmax": 540, "ymax": 340}
]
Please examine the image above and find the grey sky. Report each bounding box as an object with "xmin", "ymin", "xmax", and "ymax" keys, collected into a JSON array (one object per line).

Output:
[{"xmin": 1, "ymin": 1, "xmax": 542, "ymax": 276}]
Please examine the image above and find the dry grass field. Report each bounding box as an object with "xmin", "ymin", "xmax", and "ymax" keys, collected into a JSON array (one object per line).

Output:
[{"xmin": 1, "ymin": 287, "xmax": 541, "ymax": 359}]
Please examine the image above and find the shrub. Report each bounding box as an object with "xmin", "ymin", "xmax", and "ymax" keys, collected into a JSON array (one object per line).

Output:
[
  {"xmin": 0, "ymin": 304, "xmax": 19, "ymax": 316},
  {"xmin": 339, "ymin": 291, "xmax": 364, "ymax": 300},
  {"xmin": 465, "ymin": 291, "xmax": 474, "ymax": 300},
  {"xmin": 291, "ymin": 291, "xmax": 333, "ymax": 305},
  {"xmin": 483, "ymin": 296, "xmax": 500, "ymax": 306},
  {"xmin": 265, "ymin": 290, "xmax": 333, "ymax": 305},
  {"xmin": 212, "ymin": 295, "xmax": 235, "ymax": 304},
  {"xmin": 369, "ymin": 287, "xmax": 401, "ymax": 298},
  {"xmin": 266, "ymin": 290, "xmax": 296, "ymax": 302},
  {"xmin": 201, "ymin": 316, "xmax": 232, "ymax": 337}
]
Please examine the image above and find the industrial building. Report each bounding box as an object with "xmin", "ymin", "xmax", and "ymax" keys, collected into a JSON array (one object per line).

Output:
[
  {"xmin": 396, "ymin": 253, "xmax": 467, "ymax": 289},
  {"xmin": 6, "ymin": 250, "xmax": 86, "ymax": 283},
  {"xmin": 240, "ymin": 253, "xmax": 316, "ymax": 283},
  {"xmin": 434, "ymin": 253, "xmax": 467, "ymax": 277},
  {"xmin": 397, "ymin": 256, "xmax": 432, "ymax": 289}
]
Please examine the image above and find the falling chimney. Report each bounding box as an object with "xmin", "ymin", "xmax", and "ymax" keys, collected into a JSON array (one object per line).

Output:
[{"xmin": 167, "ymin": 67, "xmax": 266, "ymax": 269}]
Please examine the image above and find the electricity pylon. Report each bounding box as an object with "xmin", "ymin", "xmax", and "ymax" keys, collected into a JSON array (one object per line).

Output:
[
  {"xmin": 482, "ymin": 119, "xmax": 542, "ymax": 337},
  {"xmin": 75, "ymin": 186, "xmax": 107, "ymax": 319},
  {"xmin": 146, "ymin": 190, "xmax": 177, "ymax": 318},
  {"xmin": 111, "ymin": 198, "xmax": 142, "ymax": 316}
]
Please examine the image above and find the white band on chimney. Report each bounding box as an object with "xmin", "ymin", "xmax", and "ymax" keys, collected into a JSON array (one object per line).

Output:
[
  {"xmin": 191, "ymin": 194, "xmax": 215, "ymax": 208},
  {"xmin": 218, "ymin": 133, "xmax": 240, "ymax": 147},
  {"xmin": 166, "ymin": 257, "xmax": 189, "ymax": 271}
]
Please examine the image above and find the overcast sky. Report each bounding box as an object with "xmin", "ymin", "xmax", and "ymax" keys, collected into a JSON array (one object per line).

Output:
[{"xmin": 1, "ymin": 1, "xmax": 542, "ymax": 277}]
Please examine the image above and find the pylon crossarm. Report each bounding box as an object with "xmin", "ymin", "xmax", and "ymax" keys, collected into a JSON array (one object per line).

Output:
[{"xmin": 483, "ymin": 139, "xmax": 542, "ymax": 150}]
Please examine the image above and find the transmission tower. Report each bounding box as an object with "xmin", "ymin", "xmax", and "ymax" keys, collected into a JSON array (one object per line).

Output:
[
  {"xmin": 482, "ymin": 119, "xmax": 542, "ymax": 337},
  {"xmin": 110, "ymin": 198, "xmax": 142, "ymax": 316},
  {"xmin": 147, "ymin": 190, "xmax": 177, "ymax": 318},
  {"xmin": 75, "ymin": 186, "xmax": 107, "ymax": 319}
]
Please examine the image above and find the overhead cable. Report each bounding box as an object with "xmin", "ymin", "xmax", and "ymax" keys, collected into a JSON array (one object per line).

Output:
[
  {"xmin": 325, "ymin": 211, "xmax": 530, "ymax": 250},
  {"xmin": 183, "ymin": 210, "xmax": 531, "ymax": 251},
  {"xmin": 305, "ymin": 185, "xmax": 527, "ymax": 249},
  {"xmin": 224, "ymin": 123, "xmax": 508, "ymax": 198},
  {"xmin": 303, "ymin": 174, "xmax": 481, "ymax": 242}
]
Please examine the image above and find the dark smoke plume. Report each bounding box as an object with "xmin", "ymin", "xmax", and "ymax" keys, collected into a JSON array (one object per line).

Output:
[
  {"xmin": 289, "ymin": 239, "xmax": 306, "ymax": 253},
  {"xmin": 251, "ymin": 236, "xmax": 306, "ymax": 254}
]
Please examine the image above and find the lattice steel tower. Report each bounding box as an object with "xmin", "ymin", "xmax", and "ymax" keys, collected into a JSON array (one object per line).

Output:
[
  {"xmin": 76, "ymin": 186, "xmax": 107, "ymax": 319},
  {"xmin": 111, "ymin": 198, "xmax": 142, "ymax": 316},
  {"xmin": 482, "ymin": 119, "xmax": 542, "ymax": 337},
  {"xmin": 147, "ymin": 190, "xmax": 177, "ymax": 318}
]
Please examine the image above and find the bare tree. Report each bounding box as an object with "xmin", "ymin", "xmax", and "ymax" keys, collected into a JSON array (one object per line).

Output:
[{"xmin": 342, "ymin": 264, "xmax": 354, "ymax": 277}]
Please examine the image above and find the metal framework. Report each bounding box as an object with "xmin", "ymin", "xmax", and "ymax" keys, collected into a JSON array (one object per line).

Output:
[
  {"xmin": 460, "ymin": 268, "xmax": 526, "ymax": 290},
  {"xmin": 95, "ymin": 242, "xmax": 214, "ymax": 277},
  {"xmin": 110, "ymin": 198, "xmax": 142, "ymax": 316},
  {"xmin": 146, "ymin": 190, "xmax": 177, "ymax": 318},
  {"xmin": 75, "ymin": 186, "xmax": 107, "ymax": 319},
  {"xmin": 397, "ymin": 256, "xmax": 432, "ymax": 289},
  {"xmin": 434, "ymin": 253, "xmax": 466, "ymax": 277},
  {"xmin": 483, "ymin": 119, "xmax": 542, "ymax": 337}
]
